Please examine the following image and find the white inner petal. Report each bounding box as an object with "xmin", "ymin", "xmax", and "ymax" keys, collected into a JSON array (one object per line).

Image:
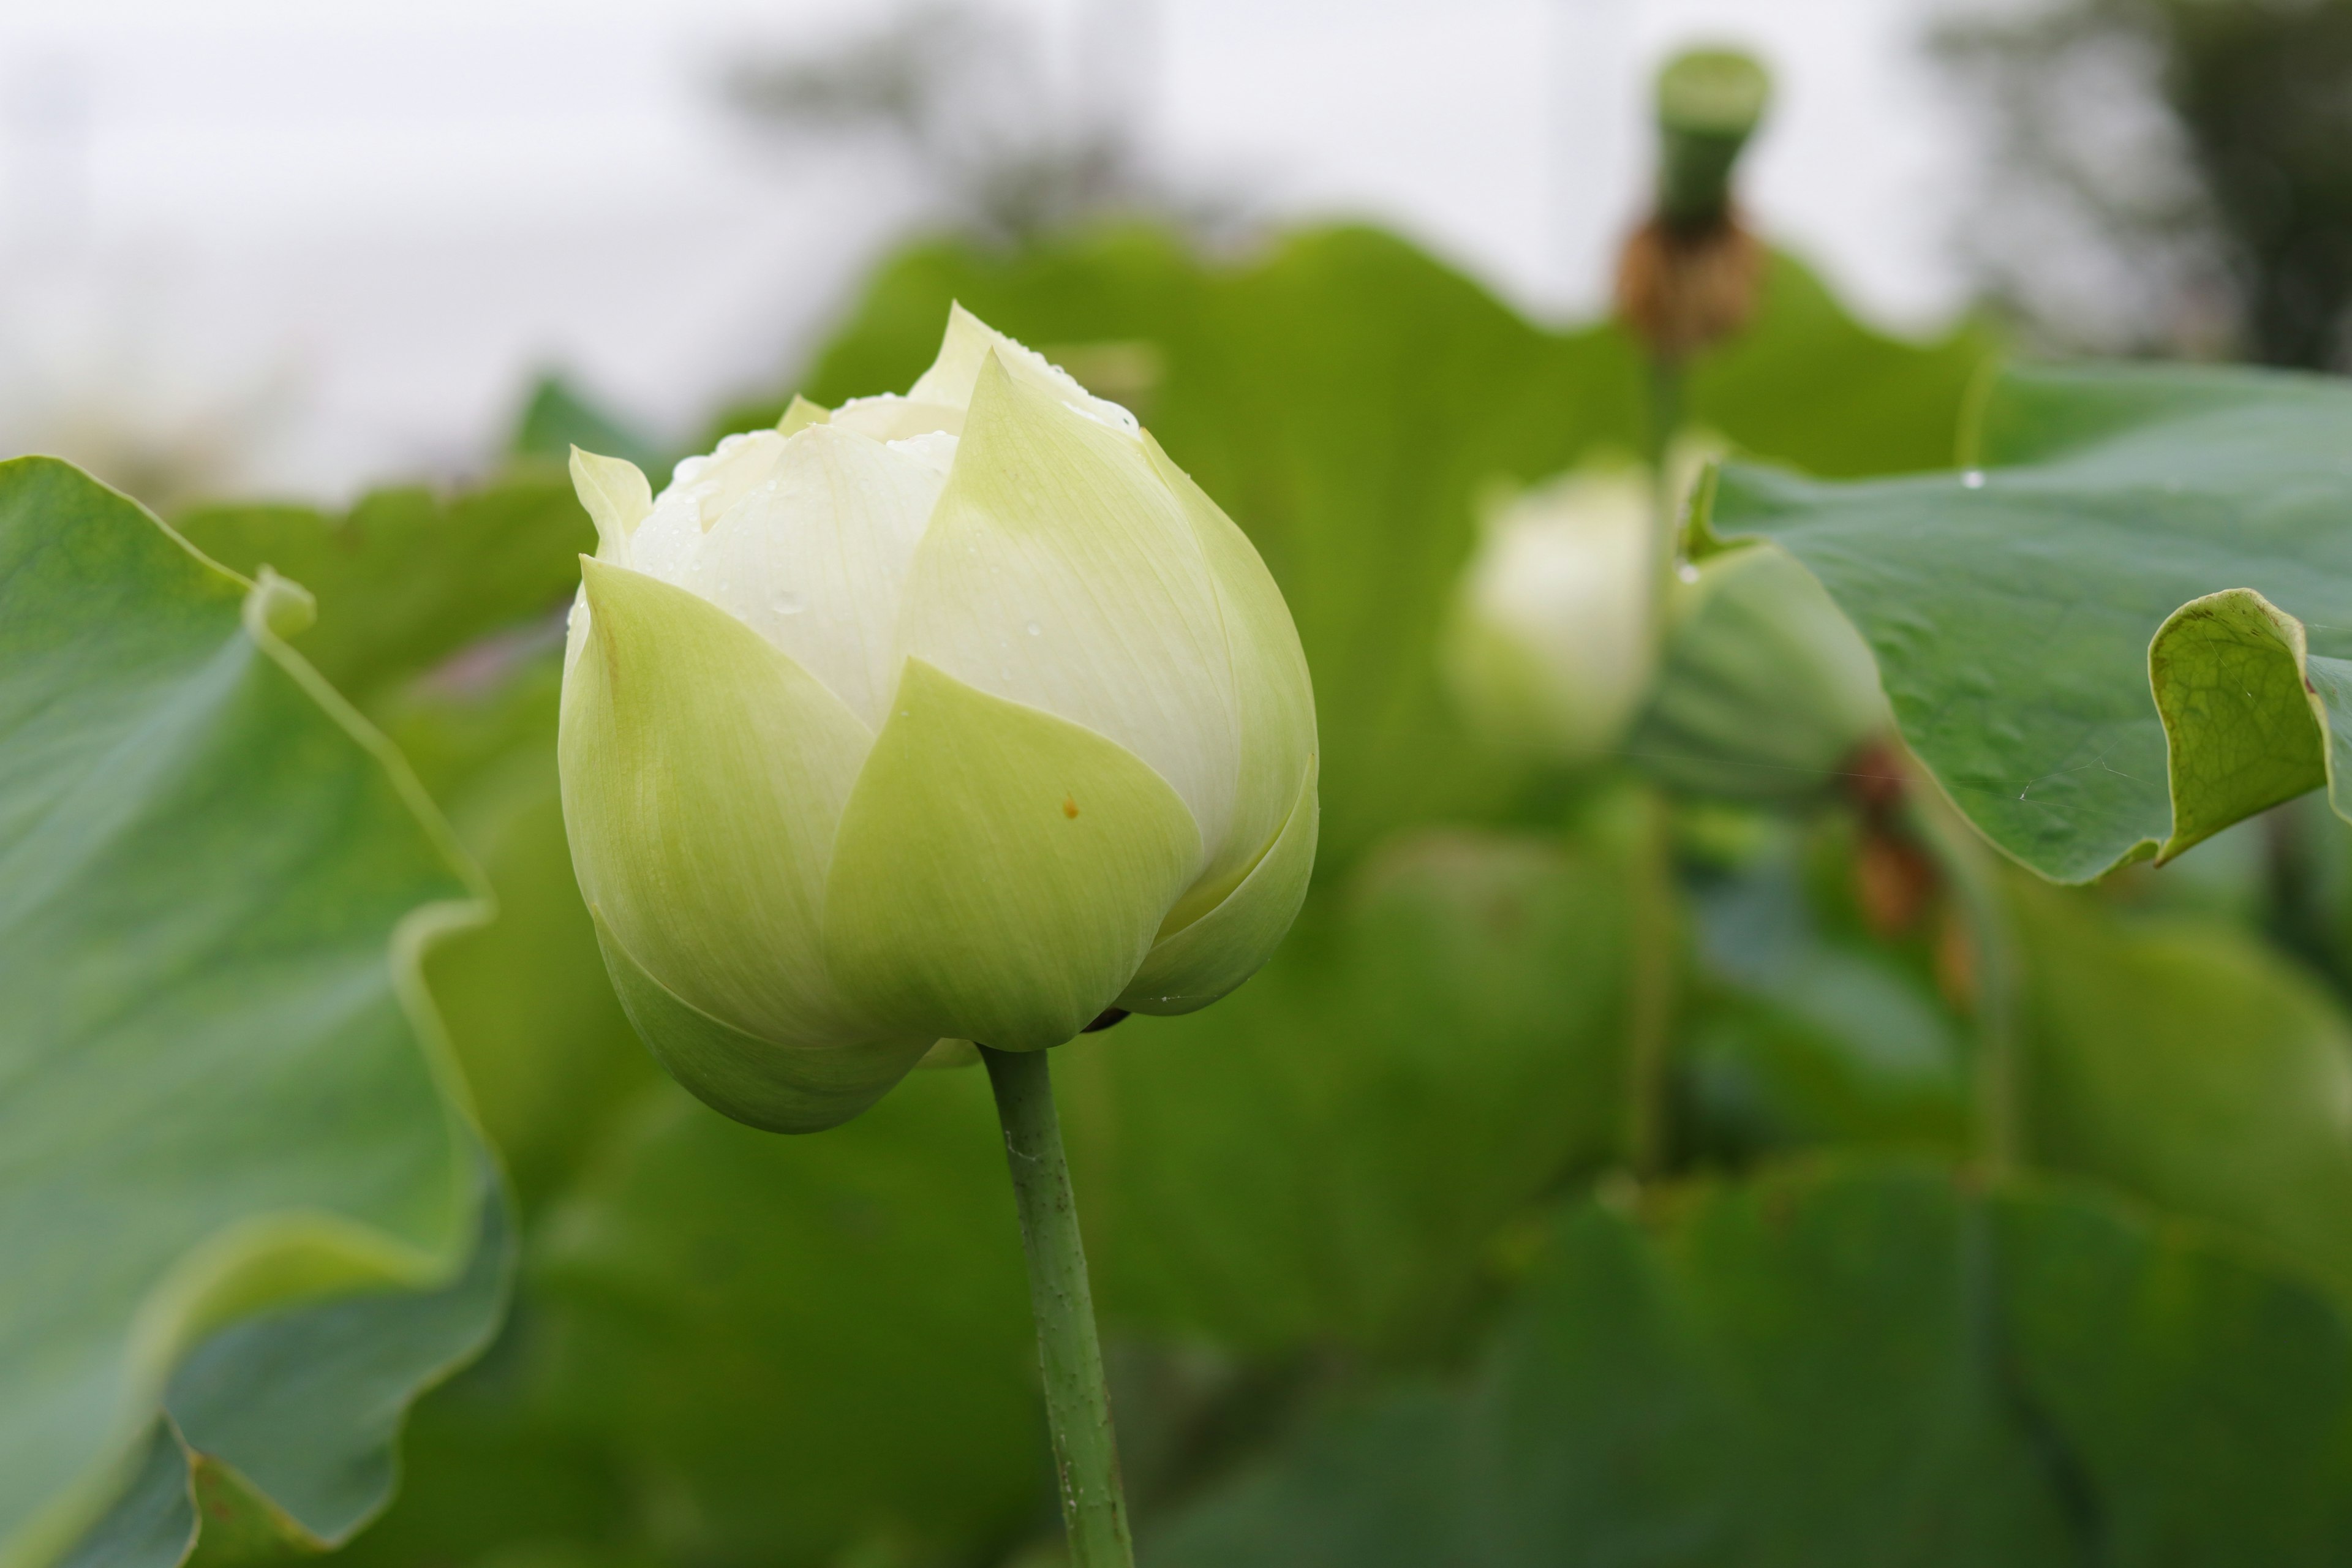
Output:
[
  {"xmin": 625, "ymin": 424, "xmax": 948, "ymax": 731},
  {"xmin": 831, "ymin": 393, "xmax": 967, "ymax": 443}
]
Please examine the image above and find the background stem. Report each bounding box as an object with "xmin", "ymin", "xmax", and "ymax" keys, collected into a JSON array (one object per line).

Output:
[
  {"xmin": 1902, "ymin": 765, "xmax": 2023, "ymax": 1176},
  {"xmin": 979, "ymin": 1045, "xmax": 1134, "ymax": 1568},
  {"xmin": 1622, "ymin": 786, "xmax": 1678, "ymax": 1178}
]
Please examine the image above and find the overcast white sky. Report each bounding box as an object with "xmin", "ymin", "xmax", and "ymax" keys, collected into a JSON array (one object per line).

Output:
[{"xmin": 0, "ymin": 0, "xmax": 1980, "ymax": 501}]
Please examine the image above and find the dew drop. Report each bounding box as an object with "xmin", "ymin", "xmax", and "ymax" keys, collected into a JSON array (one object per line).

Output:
[
  {"xmin": 773, "ymin": 592, "xmax": 804, "ymax": 616},
  {"xmin": 1961, "ymin": 469, "xmax": 1986, "ymax": 490},
  {"xmin": 1025, "ymin": 620, "xmax": 1042, "ymax": 637}
]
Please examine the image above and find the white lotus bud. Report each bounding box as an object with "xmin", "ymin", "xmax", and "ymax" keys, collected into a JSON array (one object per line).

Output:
[
  {"xmin": 1442, "ymin": 464, "xmax": 1658, "ymax": 767},
  {"xmin": 559, "ymin": 307, "xmax": 1318, "ymax": 1133}
]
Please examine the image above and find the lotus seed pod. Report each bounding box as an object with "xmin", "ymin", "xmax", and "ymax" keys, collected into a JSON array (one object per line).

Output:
[{"xmin": 1629, "ymin": 542, "xmax": 1888, "ymax": 804}]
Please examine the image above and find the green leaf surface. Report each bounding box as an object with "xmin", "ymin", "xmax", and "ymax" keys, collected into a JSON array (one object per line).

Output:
[
  {"xmin": 160, "ymin": 1168, "xmax": 510, "ymax": 1549},
  {"xmin": 1993, "ymin": 1194, "xmax": 2352, "ymax": 1561},
  {"xmin": 2011, "ymin": 876, "xmax": 2352, "ymax": 1300},
  {"xmin": 1062, "ymin": 816, "xmax": 1646, "ymax": 1357},
  {"xmin": 176, "ymin": 473, "xmax": 590, "ymax": 712},
  {"xmin": 527, "ymin": 1074, "xmax": 1046, "ymax": 1567},
  {"xmin": 1686, "ymin": 252, "xmax": 1998, "ymax": 480},
  {"xmin": 1151, "ymin": 1160, "xmax": 2352, "ymax": 1566},
  {"xmin": 361, "ymin": 812, "xmax": 1651, "ymax": 1568},
  {"xmin": 0, "ymin": 458, "xmax": 492, "ymax": 1567},
  {"xmin": 382, "ymin": 649, "xmax": 660, "ymax": 1212},
  {"xmin": 1681, "ymin": 831, "xmax": 1970, "ymax": 1161},
  {"xmin": 508, "ymin": 375, "xmax": 671, "ymax": 480},
  {"xmin": 2148, "ymin": 587, "xmax": 2339, "ymax": 860},
  {"xmin": 760, "ymin": 224, "xmax": 1985, "ymax": 870},
  {"xmin": 56, "ymin": 1430, "xmax": 190, "ymax": 1568},
  {"xmin": 1711, "ymin": 362, "xmax": 2352, "ymax": 881}
]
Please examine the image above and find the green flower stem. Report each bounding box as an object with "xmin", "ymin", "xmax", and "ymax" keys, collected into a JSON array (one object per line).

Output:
[
  {"xmin": 1903, "ymin": 764, "xmax": 2022, "ymax": 1175},
  {"xmin": 978, "ymin": 1044, "xmax": 1134, "ymax": 1567},
  {"xmin": 1623, "ymin": 785, "xmax": 1678, "ymax": 1178}
]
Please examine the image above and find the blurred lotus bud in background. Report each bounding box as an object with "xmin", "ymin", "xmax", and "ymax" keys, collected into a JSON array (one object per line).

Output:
[
  {"xmin": 1627, "ymin": 541, "xmax": 1888, "ymax": 804},
  {"xmin": 1442, "ymin": 462, "xmax": 1658, "ymax": 769}
]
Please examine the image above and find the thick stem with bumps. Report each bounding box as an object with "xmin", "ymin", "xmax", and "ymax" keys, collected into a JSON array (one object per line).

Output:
[{"xmin": 979, "ymin": 1044, "xmax": 1134, "ymax": 1567}]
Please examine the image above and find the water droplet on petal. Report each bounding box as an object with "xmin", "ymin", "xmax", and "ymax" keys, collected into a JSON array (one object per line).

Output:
[
  {"xmin": 1025, "ymin": 621, "xmax": 1041, "ymax": 636},
  {"xmin": 773, "ymin": 592, "xmax": 804, "ymax": 616}
]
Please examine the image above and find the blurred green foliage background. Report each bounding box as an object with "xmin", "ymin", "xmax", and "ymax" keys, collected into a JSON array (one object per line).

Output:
[{"xmin": 24, "ymin": 197, "xmax": 2352, "ymax": 1568}]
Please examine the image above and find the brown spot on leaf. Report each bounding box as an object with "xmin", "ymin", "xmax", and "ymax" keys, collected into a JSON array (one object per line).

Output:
[{"xmin": 1062, "ymin": 796, "xmax": 1079, "ymax": 820}]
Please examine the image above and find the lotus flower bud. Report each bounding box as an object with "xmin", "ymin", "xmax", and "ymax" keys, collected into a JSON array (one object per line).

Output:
[
  {"xmin": 1629, "ymin": 542, "xmax": 1887, "ymax": 804},
  {"xmin": 559, "ymin": 307, "xmax": 1317, "ymax": 1133},
  {"xmin": 1442, "ymin": 464, "xmax": 1658, "ymax": 767}
]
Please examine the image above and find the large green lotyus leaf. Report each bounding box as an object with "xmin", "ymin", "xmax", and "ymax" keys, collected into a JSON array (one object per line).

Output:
[
  {"xmin": 1060, "ymin": 810, "xmax": 1648, "ymax": 1357},
  {"xmin": 1150, "ymin": 1160, "xmax": 2352, "ymax": 1566},
  {"xmin": 527, "ymin": 1072, "xmax": 1046, "ymax": 1566},
  {"xmin": 0, "ymin": 458, "xmax": 501, "ymax": 1567},
  {"xmin": 1710, "ymin": 362, "xmax": 2352, "ymax": 882},
  {"xmin": 2009, "ymin": 876, "xmax": 2352, "ymax": 1301},
  {"xmin": 176, "ymin": 472, "xmax": 592, "ymax": 714}
]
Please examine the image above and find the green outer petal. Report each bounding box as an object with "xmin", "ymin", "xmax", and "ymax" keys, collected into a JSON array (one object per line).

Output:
[
  {"xmin": 2147, "ymin": 588, "xmax": 2331, "ymax": 863},
  {"xmin": 1120, "ymin": 754, "xmax": 1319, "ymax": 1016},
  {"xmin": 1142, "ymin": 433, "xmax": 1318, "ymax": 925},
  {"xmin": 560, "ymin": 558, "xmax": 878, "ymax": 1049},
  {"xmin": 895, "ymin": 350, "xmax": 1239, "ymax": 861},
  {"xmin": 823, "ymin": 658, "xmax": 1202, "ymax": 1050},
  {"xmin": 907, "ymin": 304, "xmax": 1124, "ymax": 426},
  {"xmin": 592, "ymin": 910, "xmax": 930, "ymax": 1133},
  {"xmin": 777, "ymin": 395, "xmax": 830, "ymax": 435},
  {"xmin": 567, "ymin": 449, "xmax": 651, "ymax": 563}
]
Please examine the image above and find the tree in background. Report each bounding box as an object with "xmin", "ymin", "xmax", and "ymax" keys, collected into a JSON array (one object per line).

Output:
[
  {"xmin": 1941, "ymin": 0, "xmax": 2352, "ymax": 369},
  {"xmin": 722, "ymin": 1, "xmax": 1249, "ymax": 247}
]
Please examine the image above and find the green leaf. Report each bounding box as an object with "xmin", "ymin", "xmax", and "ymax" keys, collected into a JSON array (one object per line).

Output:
[
  {"xmin": 1061, "ymin": 815, "xmax": 1647, "ymax": 1357},
  {"xmin": 1681, "ymin": 828, "xmax": 1970, "ymax": 1160},
  {"xmin": 1710, "ymin": 361, "xmax": 2352, "ymax": 882},
  {"xmin": 2147, "ymin": 587, "xmax": 2335, "ymax": 861},
  {"xmin": 2011, "ymin": 876, "xmax": 2352, "ymax": 1301},
  {"xmin": 382, "ymin": 649, "xmax": 660, "ymax": 1212},
  {"xmin": 159, "ymin": 1169, "xmax": 510, "ymax": 1550},
  {"xmin": 509, "ymin": 375, "xmax": 671, "ymax": 480},
  {"xmin": 1684, "ymin": 254, "xmax": 1996, "ymax": 480},
  {"xmin": 176, "ymin": 473, "xmax": 591, "ymax": 712},
  {"xmin": 0, "ymin": 459, "xmax": 493, "ymax": 1567},
  {"xmin": 56, "ymin": 1430, "xmax": 189, "ymax": 1568},
  {"xmin": 1992, "ymin": 1191, "xmax": 2352, "ymax": 1561},
  {"xmin": 1151, "ymin": 1160, "xmax": 2352, "ymax": 1566},
  {"xmin": 527, "ymin": 1074, "xmax": 1046, "ymax": 1565}
]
